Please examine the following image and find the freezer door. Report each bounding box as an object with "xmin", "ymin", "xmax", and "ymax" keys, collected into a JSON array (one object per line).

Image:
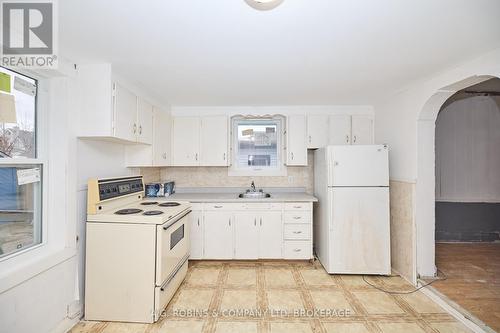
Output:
[
  {"xmin": 329, "ymin": 187, "xmax": 391, "ymax": 275},
  {"xmin": 327, "ymin": 145, "xmax": 389, "ymax": 187}
]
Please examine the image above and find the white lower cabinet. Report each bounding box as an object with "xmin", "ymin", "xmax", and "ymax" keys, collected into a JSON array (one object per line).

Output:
[
  {"xmin": 203, "ymin": 211, "xmax": 233, "ymax": 259},
  {"xmin": 197, "ymin": 202, "xmax": 312, "ymax": 260},
  {"xmin": 233, "ymin": 211, "xmax": 283, "ymax": 259},
  {"xmin": 259, "ymin": 211, "xmax": 283, "ymax": 259},
  {"xmin": 234, "ymin": 213, "xmax": 260, "ymax": 259},
  {"xmin": 189, "ymin": 210, "xmax": 204, "ymax": 259}
]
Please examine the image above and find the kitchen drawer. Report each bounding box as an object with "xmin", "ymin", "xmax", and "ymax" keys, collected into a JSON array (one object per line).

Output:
[
  {"xmin": 154, "ymin": 259, "xmax": 188, "ymax": 321},
  {"xmin": 284, "ymin": 224, "xmax": 311, "ymax": 240},
  {"xmin": 245, "ymin": 202, "xmax": 283, "ymax": 211},
  {"xmin": 204, "ymin": 203, "xmax": 245, "ymax": 211},
  {"xmin": 283, "ymin": 241, "xmax": 312, "ymax": 259},
  {"xmin": 284, "ymin": 211, "xmax": 311, "ymax": 224},
  {"xmin": 284, "ymin": 202, "xmax": 312, "ymax": 211},
  {"xmin": 190, "ymin": 203, "xmax": 204, "ymax": 211}
]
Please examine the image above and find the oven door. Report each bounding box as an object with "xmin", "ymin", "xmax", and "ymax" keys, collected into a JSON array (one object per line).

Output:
[{"xmin": 156, "ymin": 209, "xmax": 191, "ymax": 286}]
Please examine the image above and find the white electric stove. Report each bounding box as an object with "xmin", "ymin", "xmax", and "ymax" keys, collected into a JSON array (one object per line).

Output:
[{"xmin": 85, "ymin": 176, "xmax": 191, "ymax": 323}]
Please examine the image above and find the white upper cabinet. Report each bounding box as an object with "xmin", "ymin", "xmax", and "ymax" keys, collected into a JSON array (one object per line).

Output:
[
  {"xmin": 286, "ymin": 115, "xmax": 308, "ymax": 166},
  {"xmin": 200, "ymin": 116, "xmax": 229, "ymax": 166},
  {"xmin": 172, "ymin": 116, "xmax": 228, "ymax": 166},
  {"xmin": 306, "ymin": 115, "xmax": 329, "ymax": 149},
  {"xmin": 351, "ymin": 115, "xmax": 374, "ymax": 145},
  {"xmin": 329, "ymin": 115, "xmax": 352, "ymax": 145},
  {"xmin": 113, "ymin": 83, "xmax": 138, "ymax": 142},
  {"xmin": 136, "ymin": 98, "xmax": 153, "ymax": 145},
  {"xmin": 172, "ymin": 117, "xmax": 200, "ymax": 166},
  {"xmin": 125, "ymin": 108, "xmax": 171, "ymax": 167},
  {"xmin": 152, "ymin": 108, "xmax": 172, "ymax": 166},
  {"xmin": 329, "ymin": 115, "xmax": 374, "ymax": 145},
  {"xmin": 78, "ymin": 63, "xmax": 159, "ymax": 145}
]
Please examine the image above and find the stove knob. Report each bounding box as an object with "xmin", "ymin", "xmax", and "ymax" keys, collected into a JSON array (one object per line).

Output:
[{"xmin": 106, "ymin": 189, "xmax": 111, "ymax": 194}]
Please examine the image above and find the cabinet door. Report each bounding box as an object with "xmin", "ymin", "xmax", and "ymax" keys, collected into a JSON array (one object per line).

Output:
[
  {"xmin": 259, "ymin": 211, "xmax": 282, "ymax": 259},
  {"xmin": 190, "ymin": 210, "xmax": 204, "ymax": 259},
  {"xmin": 153, "ymin": 108, "xmax": 172, "ymax": 166},
  {"xmin": 113, "ymin": 83, "xmax": 137, "ymax": 142},
  {"xmin": 286, "ymin": 115, "xmax": 308, "ymax": 166},
  {"xmin": 172, "ymin": 117, "xmax": 200, "ymax": 166},
  {"xmin": 351, "ymin": 116, "xmax": 374, "ymax": 145},
  {"xmin": 328, "ymin": 115, "xmax": 351, "ymax": 145},
  {"xmin": 203, "ymin": 211, "xmax": 233, "ymax": 259},
  {"xmin": 307, "ymin": 115, "xmax": 329, "ymax": 149},
  {"xmin": 137, "ymin": 98, "xmax": 153, "ymax": 145},
  {"xmin": 200, "ymin": 116, "xmax": 228, "ymax": 166},
  {"xmin": 234, "ymin": 213, "xmax": 259, "ymax": 259}
]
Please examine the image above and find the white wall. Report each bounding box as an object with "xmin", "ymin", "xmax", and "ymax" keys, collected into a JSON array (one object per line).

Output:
[
  {"xmin": 436, "ymin": 96, "xmax": 500, "ymax": 203},
  {"xmin": 375, "ymin": 48, "xmax": 500, "ymax": 182}
]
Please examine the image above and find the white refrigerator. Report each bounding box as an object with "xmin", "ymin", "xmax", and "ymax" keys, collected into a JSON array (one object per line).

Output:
[{"xmin": 314, "ymin": 145, "xmax": 391, "ymax": 275}]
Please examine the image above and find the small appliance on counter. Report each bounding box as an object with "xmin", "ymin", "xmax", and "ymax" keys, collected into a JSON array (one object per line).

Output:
[
  {"xmin": 164, "ymin": 181, "xmax": 175, "ymax": 196},
  {"xmin": 145, "ymin": 183, "xmax": 164, "ymax": 197},
  {"xmin": 145, "ymin": 181, "xmax": 175, "ymax": 197}
]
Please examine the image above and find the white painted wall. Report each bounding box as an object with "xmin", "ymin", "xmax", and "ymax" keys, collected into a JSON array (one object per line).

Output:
[
  {"xmin": 435, "ymin": 96, "xmax": 500, "ymax": 203},
  {"xmin": 374, "ymin": 47, "xmax": 500, "ymax": 277}
]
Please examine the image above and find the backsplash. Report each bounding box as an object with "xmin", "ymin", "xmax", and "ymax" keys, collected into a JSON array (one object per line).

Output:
[{"xmin": 141, "ymin": 151, "xmax": 314, "ymax": 194}]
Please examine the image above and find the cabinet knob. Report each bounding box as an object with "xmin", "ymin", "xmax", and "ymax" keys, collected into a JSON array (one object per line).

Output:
[
  {"xmin": 133, "ymin": 123, "xmax": 137, "ymax": 134},
  {"xmin": 195, "ymin": 153, "xmax": 198, "ymax": 161},
  {"xmin": 353, "ymin": 135, "xmax": 357, "ymax": 143},
  {"xmin": 293, "ymin": 248, "xmax": 302, "ymax": 252},
  {"xmin": 254, "ymin": 218, "xmax": 257, "ymax": 226},
  {"xmin": 139, "ymin": 125, "xmax": 142, "ymax": 135},
  {"xmin": 308, "ymin": 135, "xmax": 311, "ymax": 143},
  {"xmin": 291, "ymin": 152, "xmax": 294, "ymax": 160},
  {"xmin": 223, "ymin": 153, "xmax": 226, "ymax": 160},
  {"xmin": 346, "ymin": 135, "xmax": 349, "ymax": 143}
]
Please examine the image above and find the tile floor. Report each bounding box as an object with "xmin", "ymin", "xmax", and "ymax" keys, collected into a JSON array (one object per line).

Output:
[{"xmin": 71, "ymin": 260, "xmax": 472, "ymax": 333}]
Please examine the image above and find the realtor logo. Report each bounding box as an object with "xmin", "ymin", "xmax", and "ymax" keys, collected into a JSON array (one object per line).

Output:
[{"xmin": 1, "ymin": 1, "xmax": 58, "ymax": 68}]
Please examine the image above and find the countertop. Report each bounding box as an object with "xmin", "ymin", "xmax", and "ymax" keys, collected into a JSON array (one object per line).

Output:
[{"xmin": 156, "ymin": 187, "xmax": 318, "ymax": 203}]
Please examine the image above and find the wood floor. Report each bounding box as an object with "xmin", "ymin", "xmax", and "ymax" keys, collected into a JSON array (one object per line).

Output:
[{"xmin": 430, "ymin": 243, "xmax": 500, "ymax": 332}]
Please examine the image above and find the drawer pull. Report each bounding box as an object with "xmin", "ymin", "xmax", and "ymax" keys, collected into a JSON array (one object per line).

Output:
[
  {"xmin": 293, "ymin": 231, "xmax": 302, "ymax": 234},
  {"xmin": 293, "ymin": 206, "xmax": 302, "ymax": 209},
  {"xmin": 214, "ymin": 205, "xmax": 223, "ymax": 208},
  {"xmin": 293, "ymin": 249, "xmax": 302, "ymax": 252},
  {"xmin": 293, "ymin": 216, "xmax": 301, "ymax": 220}
]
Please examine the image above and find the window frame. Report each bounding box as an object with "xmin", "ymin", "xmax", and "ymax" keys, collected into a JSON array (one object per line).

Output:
[
  {"xmin": 228, "ymin": 115, "xmax": 287, "ymax": 177},
  {"xmin": 0, "ymin": 66, "xmax": 47, "ymax": 262}
]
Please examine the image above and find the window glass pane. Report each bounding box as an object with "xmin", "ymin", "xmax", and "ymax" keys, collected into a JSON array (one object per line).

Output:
[
  {"xmin": 236, "ymin": 121, "xmax": 279, "ymax": 169},
  {"xmin": 0, "ymin": 165, "xmax": 42, "ymax": 258},
  {"xmin": 0, "ymin": 66, "xmax": 37, "ymax": 158}
]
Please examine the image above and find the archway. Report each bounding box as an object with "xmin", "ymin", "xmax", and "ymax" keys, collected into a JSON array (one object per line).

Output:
[{"xmin": 415, "ymin": 75, "xmax": 498, "ymax": 278}]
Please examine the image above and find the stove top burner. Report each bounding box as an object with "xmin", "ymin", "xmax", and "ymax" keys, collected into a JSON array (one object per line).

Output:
[
  {"xmin": 159, "ymin": 202, "xmax": 181, "ymax": 207},
  {"xmin": 141, "ymin": 202, "xmax": 158, "ymax": 205},
  {"xmin": 143, "ymin": 210, "xmax": 164, "ymax": 216},
  {"xmin": 115, "ymin": 208, "xmax": 143, "ymax": 215}
]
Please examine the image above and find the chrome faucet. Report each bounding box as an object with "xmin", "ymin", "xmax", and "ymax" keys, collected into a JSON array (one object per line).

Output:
[{"xmin": 251, "ymin": 181, "xmax": 256, "ymax": 192}]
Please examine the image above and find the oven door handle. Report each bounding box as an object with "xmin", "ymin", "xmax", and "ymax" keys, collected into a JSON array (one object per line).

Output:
[
  {"xmin": 162, "ymin": 209, "xmax": 192, "ymax": 231},
  {"xmin": 159, "ymin": 253, "xmax": 190, "ymax": 291}
]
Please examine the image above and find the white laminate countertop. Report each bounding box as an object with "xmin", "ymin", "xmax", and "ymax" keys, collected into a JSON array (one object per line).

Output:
[{"xmin": 155, "ymin": 188, "xmax": 318, "ymax": 203}]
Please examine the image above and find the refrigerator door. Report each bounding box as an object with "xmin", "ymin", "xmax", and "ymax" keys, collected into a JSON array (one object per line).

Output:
[
  {"xmin": 328, "ymin": 187, "xmax": 391, "ymax": 275},
  {"xmin": 327, "ymin": 145, "xmax": 389, "ymax": 187}
]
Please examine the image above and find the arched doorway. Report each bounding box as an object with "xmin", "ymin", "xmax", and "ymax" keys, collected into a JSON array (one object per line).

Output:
[{"xmin": 415, "ymin": 75, "xmax": 498, "ymax": 279}]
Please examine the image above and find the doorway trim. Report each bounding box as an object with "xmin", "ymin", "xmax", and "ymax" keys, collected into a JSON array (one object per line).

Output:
[{"xmin": 415, "ymin": 75, "xmax": 498, "ymax": 278}]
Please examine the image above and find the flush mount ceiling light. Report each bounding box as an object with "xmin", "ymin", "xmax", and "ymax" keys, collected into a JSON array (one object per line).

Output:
[{"xmin": 244, "ymin": 0, "xmax": 284, "ymax": 11}]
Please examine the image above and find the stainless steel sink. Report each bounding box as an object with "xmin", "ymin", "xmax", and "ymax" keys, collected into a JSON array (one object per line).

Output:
[{"xmin": 238, "ymin": 191, "xmax": 271, "ymax": 199}]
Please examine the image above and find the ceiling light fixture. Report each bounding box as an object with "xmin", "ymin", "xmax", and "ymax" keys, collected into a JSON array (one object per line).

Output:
[{"xmin": 244, "ymin": 0, "xmax": 284, "ymax": 11}]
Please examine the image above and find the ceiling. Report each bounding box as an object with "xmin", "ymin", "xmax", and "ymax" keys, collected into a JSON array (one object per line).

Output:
[{"xmin": 59, "ymin": 0, "xmax": 500, "ymax": 106}]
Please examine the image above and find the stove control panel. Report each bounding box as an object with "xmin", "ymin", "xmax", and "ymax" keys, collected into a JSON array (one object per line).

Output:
[{"xmin": 98, "ymin": 177, "xmax": 144, "ymax": 201}]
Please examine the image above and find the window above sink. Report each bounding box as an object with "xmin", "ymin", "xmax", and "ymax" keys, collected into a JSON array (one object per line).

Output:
[{"xmin": 229, "ymin": 115, "xmax": 286, "ymax": 176}]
